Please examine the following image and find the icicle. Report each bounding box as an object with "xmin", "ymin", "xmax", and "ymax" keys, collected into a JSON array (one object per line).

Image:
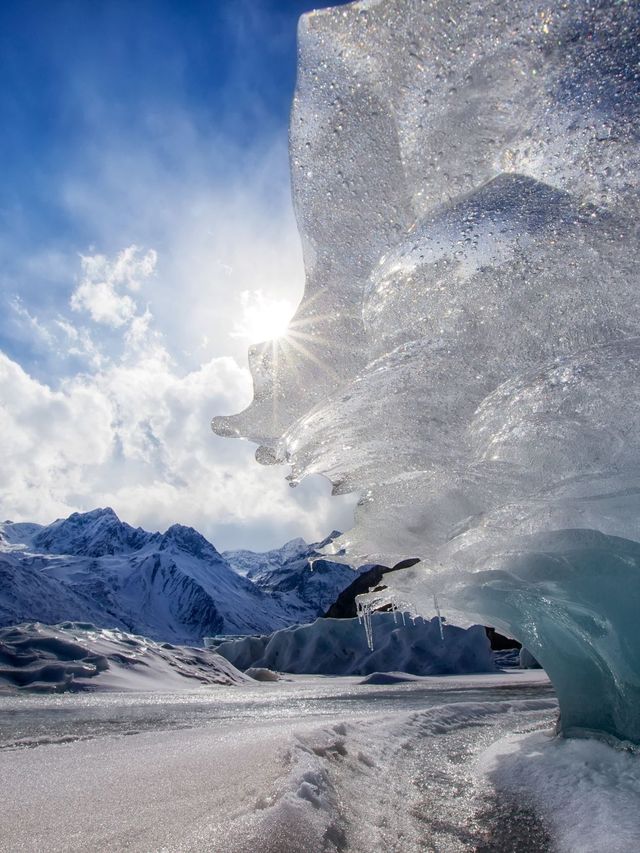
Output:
[
  {"xmin": 364, "ymin": 602, "xmax": 374, "ymax": 651},
  {"xmin": 392, "ymin": 600, "xmax": 399, "ymax": 625},
  {"xmin": 433, "ymin": 593, "xmax": 444, "ymax": 641},
  {"xmin": 357, "ymin": 599, "xmax": 375, "ymax": 651}
]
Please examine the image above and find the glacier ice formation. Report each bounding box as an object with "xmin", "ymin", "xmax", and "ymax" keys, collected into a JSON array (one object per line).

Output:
[
  {"xmin": 212, "ymin": 0, "xmax": 640, "ymax": 743},
  {"xmin": 215, "ymin": 613, "xmax": 495, "ymax": 677}
]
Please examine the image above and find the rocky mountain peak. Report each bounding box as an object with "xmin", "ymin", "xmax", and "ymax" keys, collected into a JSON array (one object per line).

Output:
[
  {"xmin": 32, "ymin": 507, "xmax": 154, "ymax": 557},
  {"xmin": 159, "ymin": 524, "xmax": 221, "ymax": 560}
]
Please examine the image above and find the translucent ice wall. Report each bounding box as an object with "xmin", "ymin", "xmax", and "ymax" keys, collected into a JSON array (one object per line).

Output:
[{"xmin": 213, "ymin": 0, "xmax": 640, "ymax": 743}]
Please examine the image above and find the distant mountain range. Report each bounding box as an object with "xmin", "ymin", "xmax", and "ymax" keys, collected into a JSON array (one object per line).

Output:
[{"xmin": 0, "ymin": 508, "xmax": 363, "ymax": 644}]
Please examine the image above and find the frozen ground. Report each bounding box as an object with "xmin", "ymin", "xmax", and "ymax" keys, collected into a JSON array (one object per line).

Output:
[
  {"xmin": 0, "ymin": 672, "xmax": 546, "ymax": 851},
  {"xmin": 0, "ymin": 671, "xmax": 637, "ymax": 852}
]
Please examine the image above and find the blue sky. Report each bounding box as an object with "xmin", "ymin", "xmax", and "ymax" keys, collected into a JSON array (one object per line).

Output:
[{"xmin": 0, "ymin": 0, "xmax": 355, "ymax": 549}]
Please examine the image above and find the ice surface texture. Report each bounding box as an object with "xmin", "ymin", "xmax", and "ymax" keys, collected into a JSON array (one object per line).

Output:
[{"xmin": 212, "ymin": 1, "xmax": 640, "ymax": 741}]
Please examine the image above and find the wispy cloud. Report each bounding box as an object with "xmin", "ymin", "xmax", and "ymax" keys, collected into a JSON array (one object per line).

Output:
[{"xmin": 70, "ymin": 246, "xmax": 157, "ymax": 328}]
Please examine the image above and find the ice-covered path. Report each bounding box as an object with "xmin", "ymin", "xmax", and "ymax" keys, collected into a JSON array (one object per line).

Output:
[
  {"xmin": 0, "ymin": 719, "xmax": 302, "ymax": 852},
  {"xmin": 0, "ymin": 673, "xmax": 576, "ymax": 852}
]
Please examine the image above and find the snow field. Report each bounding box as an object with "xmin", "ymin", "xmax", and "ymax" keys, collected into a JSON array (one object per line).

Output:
[
  {"xmin": 0, "ymin": 622, "xmax": 249, "ymax": 692},
  {"xmin": 3, "ymin": 674, "xmax": 636, "ymax": 852},
  {"xmin": 0, "ymin": 676, "xmax": 556, "ymax": 853},
  {"xmin": 480, "ymin": 731, "xmax": 640, "ymax": 853}
]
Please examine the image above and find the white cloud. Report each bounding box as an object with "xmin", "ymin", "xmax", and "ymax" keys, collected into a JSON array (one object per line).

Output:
[
  {"xmin": 0, "ymin": 351, "xmax": 114, "ymax": 521},
  {"xmin": 57, "ymin": 133, "xmax": 305, "ymax": 372},
  {"xmin": 0, "ymin": 19, "xmax": 358, "ymax": 550},
  {"xmin": 0, "ymin": 247, "xmax": 355, "ymax": 549},
  {"xmin": 0, "ymin": 121, "xmax": 352, "ymax": 550},
  {"xmin": 9, "ymin": 297, "xmax": 56, "ymax": 347},
  {"xmin": 70, "ymin": 245, "xmax": 157, "ymax": 328},
  {"xmin": 54, "ymin": 318, "xmax": 104, "ymax": 368}
]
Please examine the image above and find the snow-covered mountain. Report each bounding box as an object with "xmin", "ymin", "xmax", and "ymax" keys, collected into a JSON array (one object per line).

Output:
[
  {"xmin": 31, "ymin": 507, "xmax": 154, "ymax": 557},
  {"xmin": 0, "ymin": 510, "xmax": 360, "ymax": 643},
  {"xmin": 223, "ymin": 532, "xmax": 365, "ymax": 625}
]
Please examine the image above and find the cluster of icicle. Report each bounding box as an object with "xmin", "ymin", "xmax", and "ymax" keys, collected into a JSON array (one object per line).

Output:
[
  {"xmin": 214, "ymin": 0, "xmax": 640, "ymax": 744},
  {"xmin": 356, "ymin": 591, "xmax": 443, "ymax": 652}
]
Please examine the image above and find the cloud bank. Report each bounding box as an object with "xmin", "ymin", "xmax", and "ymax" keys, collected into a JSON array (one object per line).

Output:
[
  {"xmin": 0, "ymin": 1, "xmax": 357, "ymax": 550},
  {"xmin": 1, "ymin": 242, "xmax": 355, "ymax": 551}
]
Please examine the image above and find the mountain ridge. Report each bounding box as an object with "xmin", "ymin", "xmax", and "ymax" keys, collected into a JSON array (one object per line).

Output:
[{"xmin": 0, "ymin": 509, "xmax": 360, "ymax": 643}]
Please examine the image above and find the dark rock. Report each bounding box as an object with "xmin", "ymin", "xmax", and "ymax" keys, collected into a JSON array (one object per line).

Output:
[{"xmin": 324, "ymin": 558, "xmax": 420, "ymax": 619}]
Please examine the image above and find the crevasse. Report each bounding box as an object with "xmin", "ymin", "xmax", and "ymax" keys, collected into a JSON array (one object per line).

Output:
[{"xmin": 213, "ymin": 0, "xmax": 640, "ymax": 744}]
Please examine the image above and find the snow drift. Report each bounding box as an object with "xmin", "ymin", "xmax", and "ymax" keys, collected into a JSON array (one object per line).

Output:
[
  {"xmin": 215, "ymin": 613, "xmax": 495, "ymax": 676},
  {"xmin": 212, "ymin": 0, "xmax": 640, "ymax": 742},
  {"xmin": 481, "ymin": 731, "xmax": 640, "ymax": 853},
  {"xmin": 0, "ymin": 622, "xmax": 248, "ymax": 692}
]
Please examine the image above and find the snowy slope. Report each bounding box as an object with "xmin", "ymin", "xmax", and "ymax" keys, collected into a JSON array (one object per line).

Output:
[
  {"xmin": 0, "ymin": 622, "xmax": 249, "ymax": 693},
  {"xmin": 0, "ymin": 550, "xmax": 112, "ymax": 629},
  {"xmin": 32, "ymin": 508, "xmax": 156, "ymax": 556},
  {"xmin": 223, "ymin": 537, "xmax": 311, "ymax": 578},
  {"xmin": 223, "ymin": 532, "xmax": 365, "ymax": 625},
  {"xmin": 0, "ymin": 510, "xmax": 358, "ymax": 643}
]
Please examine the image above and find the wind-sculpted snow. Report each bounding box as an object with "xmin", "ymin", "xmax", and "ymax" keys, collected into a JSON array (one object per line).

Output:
[
  {"xmin": 0, "ymin": 622, "xmax": 248, "ymax": 693},
  {"xmin": 212, "ymin": 1, "xmax": 640, "ymax": 742}
]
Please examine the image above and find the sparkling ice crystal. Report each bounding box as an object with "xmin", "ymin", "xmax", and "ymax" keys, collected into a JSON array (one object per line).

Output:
[{"xmin": 214, "ymin": 0, "xmax": 640, "ymax": 743}]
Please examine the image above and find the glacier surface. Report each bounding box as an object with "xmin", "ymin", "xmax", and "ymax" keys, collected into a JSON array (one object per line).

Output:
[
  {"xmin": 0, "ymin": 675, "xmax": 557, "ymax": 852},
  {"xmin": 213, "ymin": 0, "xmax": 640, "ymax": 742}
]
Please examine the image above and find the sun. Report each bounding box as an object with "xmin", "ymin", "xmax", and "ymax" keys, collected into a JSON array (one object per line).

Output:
[{"xmin": 232, "ymin": 289, "xmax": 295, "ymax": 344}]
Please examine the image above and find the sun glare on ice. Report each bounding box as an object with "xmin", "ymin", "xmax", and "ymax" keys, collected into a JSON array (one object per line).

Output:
[
  {"xmin": 225, "ymin": 287, "xmax": 342, "ymax": 432},
  {"xmin": 233, "ymin": 289, "xmax": 295, "ymax": 344}
]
